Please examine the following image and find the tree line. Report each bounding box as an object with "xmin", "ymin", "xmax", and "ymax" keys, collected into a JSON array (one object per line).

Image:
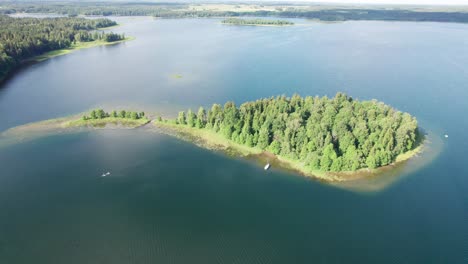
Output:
[
  {"xmin": 83, "ymin": 109, "xmax": 145, "ymax": 121},
  {"xmin": 0, "ymin": 15, "xmax": 124, "ymax": 81},
  {"xmin": 2, "ymin": 2, "xmax": 468, "ymax": 23},
  {"xmin": 167, "ymin": 93, "xmax": 419, "ymax": 172},
  {"xmin": 222, "ymin": 18, "xmax": 294, "ymax": 26}
]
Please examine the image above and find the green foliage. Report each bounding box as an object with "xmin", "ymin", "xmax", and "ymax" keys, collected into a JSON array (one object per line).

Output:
[
  {"xmin": 177, "ymin": 111, "xmax": 186, "ymax": 125},
  {"xmin": 187, "ymin": 109, "xmax": 196, "ymax": 127},
  {"xmin": 196, "ymin": 107, "xmax": 206, "ymax": 128},
  {"xmin": 170, "ymin": 93, "xmax": 419, "ymax": 172},
  {"xmin": 83, "ymin": 109, "xmax": 144, "ymax": 120},
  {"xmin": 0, "ymin": 15, "xmax": 123, "ymax": 81}
]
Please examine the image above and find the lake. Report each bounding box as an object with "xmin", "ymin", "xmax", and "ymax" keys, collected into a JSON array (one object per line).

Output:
[{"xmin": 0, "ymin": 17, "xmax": 467, "ymax": 263}]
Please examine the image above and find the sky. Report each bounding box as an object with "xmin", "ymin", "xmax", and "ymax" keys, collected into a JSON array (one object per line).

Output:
[
  {"xmin": 198, "ymin": 0, "xmax": 468, "ymax": 6},
  {"xmin": 296, "ymin": 0, "xmax": 468, "ymax": 5}
]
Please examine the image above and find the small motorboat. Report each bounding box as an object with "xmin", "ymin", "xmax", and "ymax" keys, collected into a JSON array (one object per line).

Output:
[
  {"xmin": 101, "ymin": 172, "xmax": 111, "ymax": 177},
  {"xmin": 444, "ymin": 134, "xmax": 448, "ymax": 138},
  {"xmin": 264, "ymin": 163, "xmax": 270, "ymax": 170}
]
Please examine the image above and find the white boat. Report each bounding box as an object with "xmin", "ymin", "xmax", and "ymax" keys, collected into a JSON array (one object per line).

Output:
[
  {"xmin": 101, "ymin": 172, "xmax": 111, "ymax": 177},
  {"xmin": 106, "ymin": 172, "xmax": 111, "ymax": 176},
  {"xmin": 264, "ymin": 163, "xmax": 270, "ymax": 170},
  {"xmin": 444, "ymin": 134, "xmax": 449, "ymax": 138}
]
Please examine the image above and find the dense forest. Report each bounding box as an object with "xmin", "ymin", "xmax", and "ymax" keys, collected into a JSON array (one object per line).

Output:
[
  {"xmin": 0, "ymin": 15, "xmax": 124, "ymax": 81},
  {"xmin": 222, "ymin": 18, "xmax": 294, "ymax": 26},
  {"xmin": 166, "ymin": 93, "xmax": 419, "ymax": 172},
  {"xmin": 2, "ymin": 2, "xmax": 468, "ymax": 23}
]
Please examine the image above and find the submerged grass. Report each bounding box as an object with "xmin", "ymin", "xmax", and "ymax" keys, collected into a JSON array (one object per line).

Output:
[
  {"xmin": 65, "ymin": 117, "xmax": 150, "ymax": 128},
  {"xmin": 153, "ymin": 120, "xmax": 261, "ymax": 156}
]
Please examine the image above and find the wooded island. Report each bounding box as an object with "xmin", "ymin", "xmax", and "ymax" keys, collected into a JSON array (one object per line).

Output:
[
  {"xmin": 155, "ymin": 93, "xmax": 420, "ymax": 173},
  {"xmin": 222, "ymin": 18, "xmax": 294, "ymax": 26}
]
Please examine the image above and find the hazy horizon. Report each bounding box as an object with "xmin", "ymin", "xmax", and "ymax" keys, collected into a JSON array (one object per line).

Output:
[{"xmin": 8, "ymin": 0, "xmax": 468, "ymax": 7}]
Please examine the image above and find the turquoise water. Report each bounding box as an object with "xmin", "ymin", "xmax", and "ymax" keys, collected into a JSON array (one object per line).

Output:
[{"xmin": 0, "ymin": 17, "xmax": 467, "ymax": 263}]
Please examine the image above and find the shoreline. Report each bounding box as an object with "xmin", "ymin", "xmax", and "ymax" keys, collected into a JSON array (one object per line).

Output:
[
  {"xmin": 0, "ymin": 36, "xmax": 134, "ymax": 85},
  {"xmin": 31, "ymin": 36, "xmax": 135, "ymax": 62},
  {"xmin": 151, "ymin": 120, "xmax": 426, "ymax": 182},
  {"xmin": 0, "ymin": 113, "xmax": 426, "ymax": 183},
  {"xmin": 0, "ymin": 114, "xmax": 149, "ymax": 149},
  {"xmin": 220, "ymin": 22, "xmax": 294, "ymax": 27}
]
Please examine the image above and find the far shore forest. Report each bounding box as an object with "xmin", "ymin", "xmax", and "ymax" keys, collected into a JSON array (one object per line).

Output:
[
  {"xmin": 0, "ymin": 15, "xmax": 125, "ymax": 81},
  {"xmin": 222, "ymin": 18, "xmax": 294, "ymax": 26},
  {"xmin": 1, "ymin": 2, "xmax": 468, "ymax": 23}
]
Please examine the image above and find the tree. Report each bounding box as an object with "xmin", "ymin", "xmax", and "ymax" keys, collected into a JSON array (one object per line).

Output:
[
  {"xmin": 320, "ymin": 144, "xmax": 337, "ymax": 171},
  {"xmin": 196, "ymin": 107, "xmax": 206, "ymax": 128},
  {"xmin": 90, "ymin": 110, "xmax": 97, "ymax": 119},
  {"xmin": 119, "ymin": 110, "xmax": 126, "ymax": 118},
  {"xmin": 111, "ymin": 110, "xmax": 117, "ymax": 118},
  {"xmin": 257, "ymin": 126, "xmax": 270, "ymax": 149},
  {"xmin": 187, "ymin": 109, "xmax": 196, "ymax": 127},
  {"xmin": 268, "ymin": 140, "xmax": 281, "ymax": 155},
  {"xmin": 177, "ymin": 111, "xmax": 186, "ymax": 125},
  {"xmin": 131, "ymin": 111, "xmax": 138, "ymax": 119},
  {"xmin": 96, "ymin": 109, "xmax": 106, "ymax": 119}
]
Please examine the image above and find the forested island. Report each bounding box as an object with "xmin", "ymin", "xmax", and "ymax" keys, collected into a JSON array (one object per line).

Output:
[
  {"xmin": 0, "ymin": 93, "xmax": 423, "ymax": 181},
  {"xmin": 154, "ymin": 93, "xmax": 421, "ymax": 177},
  {"xmin": 0, "ymin": 15, "xmax": 127, "ymax": 82},
  {"xmin": 222, "ymin": 18, "xmax": 294, "ymax": 26},
  {"xmin": 2, "ymin": 2, "xmax": 468, "ymax": 23}
]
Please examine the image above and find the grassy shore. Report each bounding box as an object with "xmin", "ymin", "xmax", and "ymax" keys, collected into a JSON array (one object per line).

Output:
[
  {"xmin": 65, "ymin": 116, "xmax": 150, "ymax": 128},
  {"xmin": 153, "ymin": 120, "xmax": 425, "ymax": 182},
  {"xmin": 152, "ymin": 120, "xmax": 262, "ymax": 156},
  {"xmin": 32, "ymin": 36, "xmax": 135, "ymax": 62}
]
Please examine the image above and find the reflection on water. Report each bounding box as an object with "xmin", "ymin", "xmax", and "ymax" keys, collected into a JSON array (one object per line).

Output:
[
  {"xmin": 0, "ymin": 121, "xmax": 445, "ymax": 193},
  {"xmin": 331, "ymin": 130, "xmax": 444, "ymax": 192}
]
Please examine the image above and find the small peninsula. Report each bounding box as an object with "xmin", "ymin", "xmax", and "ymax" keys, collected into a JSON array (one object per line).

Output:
[
  {"xmin": 0, "ymin": 15, "xmax": 129, "ymax": 83},
  {"xmin": 153, "ymin": 93, "xmax": 422, "ymax": 181},
  {"xmin": 221, "ymin": 18, "xmax": 294, "ymax": 26},
  {"xmin": 0, "ymin": 93, "xmax": 423, "ymax": 182},
  {"xmin": 67, "ymin": 109, "xmax": 150, "ymax": 128}
]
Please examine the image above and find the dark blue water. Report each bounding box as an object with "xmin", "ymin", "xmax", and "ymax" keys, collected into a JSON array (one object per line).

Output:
[{"xmin": 0, "ymin": 18, "xmax": 467, "ymax": 263}]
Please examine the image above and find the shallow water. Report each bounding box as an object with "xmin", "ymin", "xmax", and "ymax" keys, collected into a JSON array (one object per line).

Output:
[{"xmin": 0, "ymin": 17, "xmax": 467, "ymax": 263}]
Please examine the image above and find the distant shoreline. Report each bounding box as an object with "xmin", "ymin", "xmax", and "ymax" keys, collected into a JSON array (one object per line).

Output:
[
  {"xmin": 221, "ymin": 18, "xmax": 294, "ymax": 27},
  {"xmin": 0, "ymin": 37, "xmax": 133, "ymax": 85},
  {"xmin": 31, "ymin": 36, "xmax": 135, "ymax": 63}
]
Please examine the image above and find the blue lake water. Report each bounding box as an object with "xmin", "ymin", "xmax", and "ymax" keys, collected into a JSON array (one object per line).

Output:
[{"xmin": 0, "ymin": 17, "xmax": 467, "ymax": 263}]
